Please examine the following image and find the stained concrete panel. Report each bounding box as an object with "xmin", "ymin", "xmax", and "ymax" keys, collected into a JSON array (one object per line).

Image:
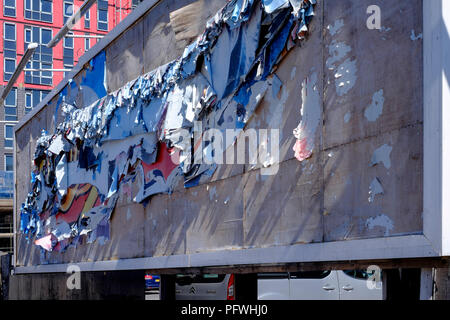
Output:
[
  {"xmin": 142, "ymin": 0, "xmax": 225, "ymax": 75},
  {"xmin": 106, "ymin": 17, "xmax": 144, "ymax": 92},
  {"xmin": 168, "ymin": 0, "xmax": 225, "ymax": 52},
  {"xmin": 9, "ymin": 270, "xmax": 144, "ymax": 300},
  {"xmin": 183, "ymin": 174, "xmax": 245, "ymax": 254},
  {"xmin": 143, "ymin": 193, "xmax": 174, "ymax": 257},
  {"xmin": 52, "ymin": 175, "xmax": 146, "ymax": 265},
  {"xmin": 243, "ymin": 157, "xmax": 323, "ymax": 248},
  {"xmin": 323, "ymin": 0, "xmax": 423, "ymax": 149},
  {"xmin": 322, "ymin": 0, "xmax": 423, "ymax": 242},
  {"xmin": 323, "ymin": 124, "xmax": 423, "ymax": 241},
  {"xmin": 142, "ymin": 1, "xmax": 179, "ymax": 74}
]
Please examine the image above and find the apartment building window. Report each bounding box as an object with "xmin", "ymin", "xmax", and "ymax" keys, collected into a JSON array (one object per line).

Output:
[
  {"xmin": 97, "ymin": 0, "xmax": 108, "ymax": 31},
  {"xmin": 63, "ymin": 32, "xmax": 74, "ymax": 66},
  {"xmin": 85, "ymin": 35, "xmax": 90, "ymax": 52},
  {"xmin": 25, "ymin": 0, "xmax": 52, "ymax": 23},
  {"xmin": 3, "ymin": 23, "xmax": 16, "ymax": 81},
  {"xmin": 25, "ymin": 89, "xmax": 50, "ymax": 113},
  {"xmin": 4, "ymin": 125, "xmax": 14, "ymax": 149},
  {"xmin": 85, "ymin": 9, "xmax": 90, "ymax": 29},
  {"xmin": 3, "ymin": 0, "xmax": 16, "ymax": 17},
  {"xmin": 39, "ymin": 90, "xmax": 50, "ymax": 104},
  {"xmin": 3, "ymin": 59, "xmax": 15, "ymax": 82},
  {"xmin": 63, "ymin": 1, "xmax": 73, "ymax": 24},
  {"xmin": 24, "ymin": 26, "xmax": 53, "ymax": 86},
  {"xmin": 3, "ymin": 23, "xmax": 16, "ymax": 59},
  {"xmin": 25, "ymin": 89, "xmax": 49, "ymax": 113},
  {"xmin": 25, "ymin": 91, "xmax": 32, "ymax": 113},
  {"xmin": 4, "ymin": 154, "xmax": 13, "ymax": 172},
  {"xmin": 4, "ymin": 88, "xmax": 17, "ymax": 121}
]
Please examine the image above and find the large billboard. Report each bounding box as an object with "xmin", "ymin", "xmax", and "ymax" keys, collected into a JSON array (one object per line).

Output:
[{"xmin": 13, "ymin": 0, "xmax": 449, "ymax": 273}]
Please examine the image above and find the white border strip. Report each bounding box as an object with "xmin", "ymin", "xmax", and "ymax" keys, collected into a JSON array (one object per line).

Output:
[
  {"xmin": 14, "ymin": 235, "xmax": 438, "ymax": 274},
  {"xmin": 441, "ymin": 0, "xmax": 450, "ymax": 255},
  {"xmin": 423, "ymin": 0, "xmax": 449, "ymax": 256},
  {"xmin": 14, "ymin": 0, "xmax": 162, "ymax": 133}
]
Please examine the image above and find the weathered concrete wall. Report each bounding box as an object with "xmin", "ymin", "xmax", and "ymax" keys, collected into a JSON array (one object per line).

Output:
[
  {"xmin": 322, "ymin": 0, "xmax": 423, "ymax": 241},
  {"xmin": 14, "ymin": 0, "xmax": 424, "ymax": 268},
  {"xmin": 8, "ymin": 270, "xmax": 144, "ymax": 300},
  {"xmin": 435, "ymin": 268, "xmax": 450, "ymax": 300}
]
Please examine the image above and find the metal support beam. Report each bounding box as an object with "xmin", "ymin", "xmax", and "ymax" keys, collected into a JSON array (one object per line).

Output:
[
  {"xmin": 47, "ymin": 0, "xmax": 98, "ymax": 48},
  {"xmin": 0, "ymin": 43, "xmax": 38, "ymax": 107},
  {"xmin": 23, "ymin": 69, "xmax": 72, "ymax": 72},
  {"xmin": 64, "ymin": 34, "xmax": 104, "ymax": 39}
]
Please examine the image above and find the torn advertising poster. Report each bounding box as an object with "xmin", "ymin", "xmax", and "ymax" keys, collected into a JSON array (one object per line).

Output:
[{"xmin": 20, "ymin": 0, "xmax": 317, "ymax": 253}]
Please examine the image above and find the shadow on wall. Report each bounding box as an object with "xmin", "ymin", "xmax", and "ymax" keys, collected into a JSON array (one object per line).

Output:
[{"xmin": 319, "ymin": 0, "xmax": 425, "ymax": 242}]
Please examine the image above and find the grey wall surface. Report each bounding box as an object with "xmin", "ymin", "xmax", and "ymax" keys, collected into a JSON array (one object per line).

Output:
[
  {"xmin": 14, "ymin": 0, "xmax": 424, "ymax": 267},
  {"xmin": 8, "ymin": 270, "xmax": 145, "ymax": 300}
]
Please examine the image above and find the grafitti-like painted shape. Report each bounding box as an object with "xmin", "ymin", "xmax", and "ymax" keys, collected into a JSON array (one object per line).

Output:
[
  {"xmin": 57, "ymin": 184, "xmax": 101, "ymax": 224},
  {"xmin": 135, "ymin": 143, "xmax": 182, "ymax": 202}
]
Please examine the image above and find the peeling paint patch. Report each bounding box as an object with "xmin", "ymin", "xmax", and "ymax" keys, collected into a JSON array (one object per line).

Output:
[
  {"xmin": 410, "ymin": 30, "xmax": 423, "ymax": 41},
  {"xmin": 293, "ymin": 71, "xmax": 321, "ymax": 162},
  {"xmin": 326, "ymin": 33, "xmax": 357, "ymax": 97},
  {"xmin": 327, "ymin": 19, "xmax": 344, "ymax": 36},
  {"xmin": 366, "ymin": 214, "xmax": 394, "ymax": 236},
  {"xmin": 370, "ymin": 144, "xmax": 393, "ymax": 169},
  {"xmin": 335, "ymin": 58, "xmax": 357, "ymax": 96},
  {"xmin": 368, "ymin": 177, "xmax": 384, "ymax": 203},
  {"xmin": 364, "ymin": 89, "xmax": 385, "ymax": 122},
  {"xmin": 326, "ymin": 41, "xmax": 352, "ymax": 70},
  {"xmin": 344, "ymin": 112, "xmax": 352, "ymax": 123}
]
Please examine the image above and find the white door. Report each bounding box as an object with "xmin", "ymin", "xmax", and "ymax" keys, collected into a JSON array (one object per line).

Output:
[
  {"xmin": 337, "ymin": 270, "xmax": 383, "ymax": 300},
  {"xmin": 258, "ymin": 273, "xmax": 290, "ymax": 300},
  {"xmin": 289, "ymin": 271, "xmax": 340, "ymax": 300}
]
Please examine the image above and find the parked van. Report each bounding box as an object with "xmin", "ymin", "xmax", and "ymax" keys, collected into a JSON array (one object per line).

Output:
[
  {"xmin": 175, "ymin": 274, "xmax": 235, "ymax": 300},
  {"xmin": 258, "ymin": 270, "xmax": 383, "ymax": 300},
  {"xmin": 173, "ymin": 270, "xmax": 382, "ymax": 300}
]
